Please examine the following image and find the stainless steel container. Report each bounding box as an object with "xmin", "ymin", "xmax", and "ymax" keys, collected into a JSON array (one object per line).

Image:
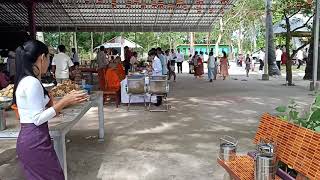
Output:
[
  {"xmin": 219, "ymin": 136, "xmax": 238, "ymax": 161},
  {"xmin": 254, "ymin": 141, "xmax": 277, "ymax": 180},
  {"xmin": 151, "ymin": 75, "xmax": 167, "ymax": 80},
  {"xmin": 0, "ymin": 110, "xmax": 6, "ymax": 131},
  {"xmin": 254, "ymin": 155, "xmax": 276, "ymax": 180},
  {"xmin": 127, "ymin": 75, "xmax": 146, "ymax": 94},
  {"xmin": 148, "ymin": 79, "xmax": 169, "ymax": 94}
]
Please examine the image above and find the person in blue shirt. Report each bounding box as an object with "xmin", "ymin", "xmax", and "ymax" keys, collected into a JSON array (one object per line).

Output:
[{"xmin": 156, "ymin": 47, "xmax": 168, "ymax": 75}]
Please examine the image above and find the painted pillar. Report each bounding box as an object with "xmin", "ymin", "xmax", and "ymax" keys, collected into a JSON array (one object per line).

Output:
[{"xmin": 26, "ymin": 0, "xmax": 36, "ymax": 40}]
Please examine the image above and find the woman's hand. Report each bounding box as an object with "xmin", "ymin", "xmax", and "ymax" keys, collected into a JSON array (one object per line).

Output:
[
  {"xmin": 61, "ymin": 90, "xmax": 89, "ymax": 107},
  {"xmin": 53, "ymin": 90, "xmax": 89, "ymax": 113}
]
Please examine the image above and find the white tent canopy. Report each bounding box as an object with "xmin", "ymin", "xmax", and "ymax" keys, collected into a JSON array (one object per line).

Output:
[
  {"xmin": 273, "ymin": 14, "xmax": 313, "ymax": 36},
  {"xmin": 95, "ymin": 36, "xmax": 142, "ymax": 51}
]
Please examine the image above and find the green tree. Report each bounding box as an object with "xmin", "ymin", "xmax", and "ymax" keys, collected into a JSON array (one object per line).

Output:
[{"xmin": 273, "ymin": 0, "xmax": 313, "ymax": 85}]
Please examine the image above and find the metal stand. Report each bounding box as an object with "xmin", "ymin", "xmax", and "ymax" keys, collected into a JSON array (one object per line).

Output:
[
  {"xmin": 148, "ymin": 94, "xmax": 168, "ymax": 112},
  {"xmin": 127, "ymin": 94, "xmax": 147, "ymax": 111}
]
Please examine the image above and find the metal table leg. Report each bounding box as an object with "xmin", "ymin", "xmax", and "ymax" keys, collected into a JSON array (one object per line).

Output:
[
  {"xmin": 98, "ymin": 92, "xmax": 105, "ymax": 141},
  {"xmin": 53, "ymin": 135, "xmax": 67, "ymax": 180}
]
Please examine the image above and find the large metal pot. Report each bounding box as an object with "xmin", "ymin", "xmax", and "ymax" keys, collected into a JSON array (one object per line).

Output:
[
  {"xmin": 148, "ymin": 79, "xmax": 169, "ymax": 95},
  {"xmin": 127, "ymin": 75, "xmax": 146, "ymax": 94},
  {"xmin": 219, "ymin": 136, "xmax": 238, "ymax": 161}
]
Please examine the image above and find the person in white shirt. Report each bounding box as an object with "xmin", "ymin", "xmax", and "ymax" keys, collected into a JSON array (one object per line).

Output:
[
  {"xmin": 52, "ymin": 45, "xmax": 74, "ymax": 83},
  {"xmin": 176, "ymin": 48, "xmax": 184, "ymax": 73},
  {"xmin": 297, "ymin": 49, "xmax": 304, "ymax": 69},
  {"xmin": 276, "ymin": 46, "xmax": 282, "ymax": 70},
  {"xmin": 13, "ymin": 40, "xmax": 88, "ymax": 180},
  {"xmin": 71, "ymin": 48, "xmax": 80, "ymax": 66},
  {"xmin": 96, "ymin": 46, "xmax": 108, "ymax": 69},
  {"xmin": 148, "ymin": 49, "xmax": 163, "ymax": 106},
  {"xmin": 207, "ymin": 51, "xmax": 217, "ymax": 82}
]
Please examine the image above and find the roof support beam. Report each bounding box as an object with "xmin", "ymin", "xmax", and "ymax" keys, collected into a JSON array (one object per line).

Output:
[{"xmin": 25, "ymin": 0, "xmax": 36, "ymax": 39}]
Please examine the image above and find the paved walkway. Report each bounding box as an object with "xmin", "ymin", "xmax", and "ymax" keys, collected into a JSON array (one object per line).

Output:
[{"xmin": 0, "ymin": 63, "xmax": 314, "ymax": 180}]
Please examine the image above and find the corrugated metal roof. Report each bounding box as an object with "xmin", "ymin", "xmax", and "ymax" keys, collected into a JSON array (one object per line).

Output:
[{"xmin": 0, "ymin": 0, "xmax": 235, "ymax": 32}]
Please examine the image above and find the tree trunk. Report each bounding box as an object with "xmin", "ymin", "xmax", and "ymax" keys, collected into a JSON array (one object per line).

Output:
[
  {"xmin": 101, "ymin": 32, "xmax": 105, "ymax": 44},
  {"xmin": 253, "ymin": 24, "xmax": 257, "ymax": 52},
  {"xmin": 304, "ymin": 14, "xmax": 318, "ymax": 80},
  {"xmin": 285, "ymin": 16, "xmax": 293, "ymax": 85},
  {"xmin": 266, "ymin": 0, "xmax": 280, "ymax": 76},
  {"xmin": 215, "ymin": 18, "xmax": 223, "ymax": 56}
]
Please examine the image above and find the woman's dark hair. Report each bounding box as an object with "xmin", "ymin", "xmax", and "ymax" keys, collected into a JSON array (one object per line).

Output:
[
  {"xmin": 222, "ymin": 51, "xmax": 227, "ymax": 58},
  {"xmin": 209, "ymin": 52, "xmax": 214, "ymax": 56},
  {"xmin": 13, "ymin": 40, "xmax": 49, "ymax": 104}
]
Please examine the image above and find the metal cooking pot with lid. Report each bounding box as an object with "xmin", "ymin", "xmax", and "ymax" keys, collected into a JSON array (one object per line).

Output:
[{"xmin": 219, "ymin": 135, "xmax": 238, "ymax": 161}]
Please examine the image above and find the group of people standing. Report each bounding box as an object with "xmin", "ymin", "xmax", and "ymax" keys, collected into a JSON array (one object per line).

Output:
[
  {"xmin": 192, "ymin": 50, "xmax": 229, "ymax": 82},
  {"xmin": 146, "ymin": 47, "xmax": 185, "ymax": 82}
]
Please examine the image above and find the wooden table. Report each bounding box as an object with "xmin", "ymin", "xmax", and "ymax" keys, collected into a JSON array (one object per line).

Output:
[{"xmin": 0, "ymin": 91, "xmax": 105, "ymax": 180}]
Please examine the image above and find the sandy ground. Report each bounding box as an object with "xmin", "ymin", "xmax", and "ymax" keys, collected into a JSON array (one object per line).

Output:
[{"xmin": 0, "ymin": 62, "xmax": 314, "ymax": 180}]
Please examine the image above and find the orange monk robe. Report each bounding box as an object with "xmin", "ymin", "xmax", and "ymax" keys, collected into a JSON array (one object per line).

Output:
[
  {"xmin": 104, "ymin": 68, "xmax": 121, "ymax": 91},
  {"xmin": 116, "ymin": 64, "xmax": 125, "ymax": 81}
]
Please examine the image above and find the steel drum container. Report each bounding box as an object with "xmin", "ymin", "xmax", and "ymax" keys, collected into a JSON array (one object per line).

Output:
[
  {"xmin": 151, "ymin": 75, "xmax": 167, "ymax": 80},
  {"xmin": 219, "ymin": 135, "xmax": 238, "ymax": 161},
  {"xmin": 127, "ymin": 75, "xmax": 146, "ymax": 94},
  {"xmin": 148, "ymin": 79, "xmax": 169, "ymax": 94}
]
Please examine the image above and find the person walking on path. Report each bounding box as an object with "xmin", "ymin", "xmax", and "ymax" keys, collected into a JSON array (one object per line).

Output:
[
  {"xmin": 220, "ymin": 51, "xmax": 229, "ymax": 80},
  {"xmin": 165, "ymin": 50, "xmax": 176, "ymax": 81},
  {"xmin": 207, "ymin": 52, "xmax": 216, "ymax": 82},
  {"xmin": 296, "ymin": 49, "xmax": 304, "ymax": 69},
  {"xmin": 276, "ymin": 46, "xmax": 282, "ymax": 71},
  {"xmin": 176, "ymin": 48, "xmax": 184, "ymax": 73},
  {"xmin": 52, "ymin": 45, "xmax": 74, "ymax": 83},
  {"xmin": 14, "ymin": 40, "xmax": 88, "ymax": 180},
  {"xmin": 245, "ymin": 54, "xmax": 251, "ymax": 77}
]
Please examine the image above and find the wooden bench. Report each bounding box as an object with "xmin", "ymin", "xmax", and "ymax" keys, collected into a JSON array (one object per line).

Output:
[{"xmin": 218, "ymin": 113, "xmax": 320, "ymax": 180}]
